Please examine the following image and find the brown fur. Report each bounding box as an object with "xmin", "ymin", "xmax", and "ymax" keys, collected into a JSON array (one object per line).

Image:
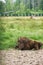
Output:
[{"xmin": 15, "ymin": 37, "xmax": 43, "ymax": 50}]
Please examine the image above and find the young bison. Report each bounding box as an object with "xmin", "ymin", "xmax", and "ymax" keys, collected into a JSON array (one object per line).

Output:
[{"xmin": 15, "ymin": 37, "xmax": 43, "ymax": 50}]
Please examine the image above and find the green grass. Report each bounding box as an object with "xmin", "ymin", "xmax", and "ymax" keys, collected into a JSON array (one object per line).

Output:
[{"xmin": 0, "ymin": 17, "xmax": 43, "ymax": 49}]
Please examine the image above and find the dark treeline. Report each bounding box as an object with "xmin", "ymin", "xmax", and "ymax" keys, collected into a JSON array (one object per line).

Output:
[{"xmin": 0, "ymin": 0, "xmax": 43, "ymax": 16}]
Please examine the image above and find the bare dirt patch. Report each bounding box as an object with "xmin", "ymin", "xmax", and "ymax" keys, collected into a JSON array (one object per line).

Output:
[{"xmin": 0, "ymin": 49, "xmax": 43, "ymax": 65}]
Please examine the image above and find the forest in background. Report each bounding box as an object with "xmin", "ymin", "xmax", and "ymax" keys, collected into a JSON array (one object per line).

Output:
[{"xmin": 0, "ymin": 0, "xmax": 43, "ymax": 16}]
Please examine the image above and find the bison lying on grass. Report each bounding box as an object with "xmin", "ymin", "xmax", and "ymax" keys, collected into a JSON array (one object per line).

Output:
[{"xmin": 15, "ymin": 37, "xmax": 43, "ymax": 50}]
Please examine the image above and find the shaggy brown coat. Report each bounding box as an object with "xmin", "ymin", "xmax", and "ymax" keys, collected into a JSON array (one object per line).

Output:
[{"xmin": 15, "ymin": 37, "xmax": 43, "ymax": 50}]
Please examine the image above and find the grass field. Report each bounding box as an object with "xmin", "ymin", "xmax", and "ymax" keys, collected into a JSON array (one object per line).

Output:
[{"xmin": 0, "ymin": 17, "xmax": 43, "ymax": 49}]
